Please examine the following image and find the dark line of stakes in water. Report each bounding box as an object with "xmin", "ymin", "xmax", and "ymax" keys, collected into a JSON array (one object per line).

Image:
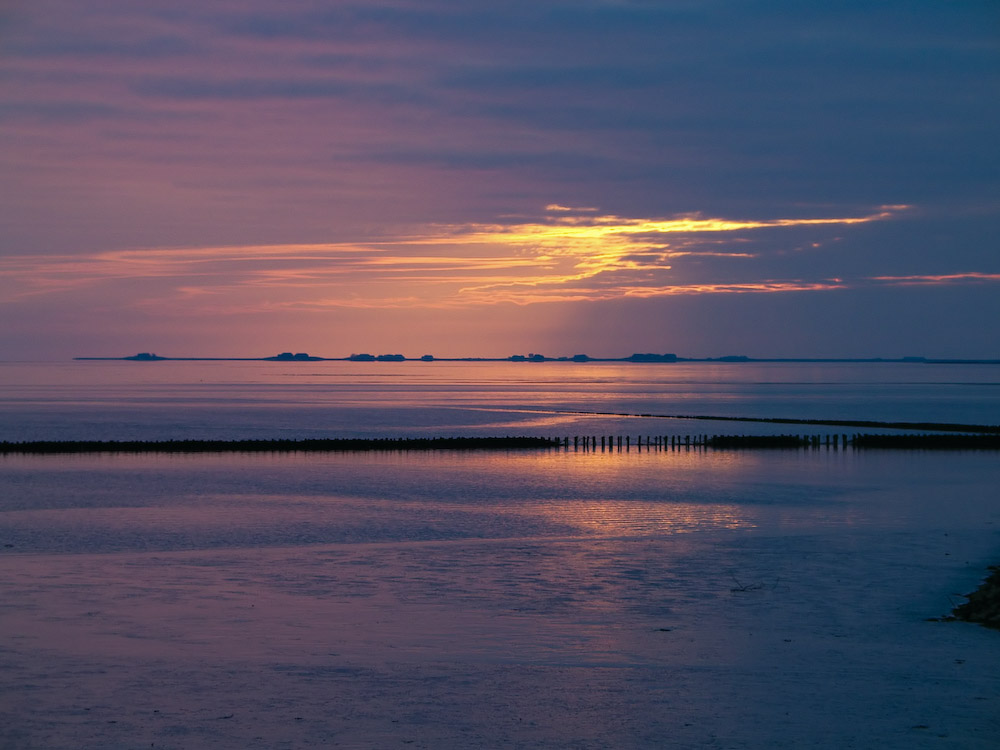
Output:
[{"xmin": 2, "ymin": 433, "xmax": 1000, "ymax": 454}]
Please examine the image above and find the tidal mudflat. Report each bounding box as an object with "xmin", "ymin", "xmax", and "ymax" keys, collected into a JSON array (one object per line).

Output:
[{"xmin": 1, "ymin": 447, "xmax": 998, "ymax": 749}]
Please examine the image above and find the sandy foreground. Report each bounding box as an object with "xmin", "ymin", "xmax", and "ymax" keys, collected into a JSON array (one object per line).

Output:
[{"xmin": 1, "ymin": 524, "xmax": 998, "ymax": 750}]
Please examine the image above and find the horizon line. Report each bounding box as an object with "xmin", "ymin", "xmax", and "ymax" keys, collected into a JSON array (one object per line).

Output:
[{"xmin": 68, "ymin": 352, "xmax": 1000, "ymax": 365}]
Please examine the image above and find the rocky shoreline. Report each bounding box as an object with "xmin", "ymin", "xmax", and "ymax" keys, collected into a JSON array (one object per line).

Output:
[{"xmin": 952, "ymin": 567, "xmax": 1000, "ymax": 630}]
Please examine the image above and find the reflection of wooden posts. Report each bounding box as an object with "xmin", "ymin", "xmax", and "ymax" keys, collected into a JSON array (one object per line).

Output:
[
  {"xmin": 626, "ymin": 436, "xmax": 630, "ymax": 451},
  {"xmin": 574, "ymin": 436, "xmax": 578, "ymax": 450}
]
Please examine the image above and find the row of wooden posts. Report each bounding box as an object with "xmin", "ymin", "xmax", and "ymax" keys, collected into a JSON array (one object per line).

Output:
[{"xmin": 561, "ymin": 434, "xmax": 851, "ymax": 450}]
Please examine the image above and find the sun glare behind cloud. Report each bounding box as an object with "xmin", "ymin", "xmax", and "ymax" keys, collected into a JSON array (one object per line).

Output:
[{"xmin": 0, "ymin": 205, "xmax": 931, "ymax": 318}]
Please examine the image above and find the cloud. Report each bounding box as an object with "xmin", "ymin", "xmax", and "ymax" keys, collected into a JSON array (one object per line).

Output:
[
  {"xmin": 868, "ymin": 272, "xmax": 1000, "ymax": 286},
  {"xmin": 0, "ymin": 204, "xmax": 935, "ymax": 316},
  {"xmin": 1, "ymin": 1, "xmax": 997, "ymax": 357}
]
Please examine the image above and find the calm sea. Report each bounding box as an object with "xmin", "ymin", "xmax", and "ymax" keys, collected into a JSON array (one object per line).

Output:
[
  {"xmin": 1, "ymin": 359, "xmax": 998, "ymax": 442},
  {"xmin": 3, "ymin": 360, "xmax": 1000, "ymax": 749},
  {"xmin": 1, "ymin": 358, "xmax": 998, "ymax": 553}
]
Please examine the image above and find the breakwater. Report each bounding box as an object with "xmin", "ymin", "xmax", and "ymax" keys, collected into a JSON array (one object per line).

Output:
[
  {"xmin": 2, "ymin": 433, "xmax": 999, "ymax": 454},
  {"xmin": 0, "ymin": 436, "xmax": 561, "ymax": 455},
  {"xmin": 557, "ymin": 433, "xmax": 1000, "ymax": 450}
]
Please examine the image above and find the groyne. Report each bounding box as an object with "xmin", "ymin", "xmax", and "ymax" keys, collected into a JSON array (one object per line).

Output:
[
  {"xmin": 555, "ymin": 433, "xmax": 1000, "ymax": 450},
  {"xmin": 0, "ymin": 436, "xmax": 561, "ymax": 455},
  {"xmin": 2, "ymin": 433, "xmax": 999, "ymax": 454}
]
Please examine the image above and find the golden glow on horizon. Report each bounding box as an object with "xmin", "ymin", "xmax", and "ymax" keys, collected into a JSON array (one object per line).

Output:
[{"xmin": 6, "ymin": 202, "xmax": 987, "ymax": 316}]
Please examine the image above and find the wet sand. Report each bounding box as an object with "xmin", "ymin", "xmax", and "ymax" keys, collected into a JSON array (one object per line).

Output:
[{"xmin": 2, "ymin": 527, "xmax": 998, "ymax": 749}]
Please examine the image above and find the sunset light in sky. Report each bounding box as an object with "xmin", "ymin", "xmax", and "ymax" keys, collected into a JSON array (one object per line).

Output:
[{"xmin": 1, "ymin": 1, "xmax": 997, "ymax": 359}]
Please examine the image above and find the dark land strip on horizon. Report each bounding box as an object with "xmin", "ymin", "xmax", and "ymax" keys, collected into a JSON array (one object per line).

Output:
[
  {"xmin": 72, "ymin": 352, "xmax": 1000, "ymax": 365},
  {"xmin": 3, "ymin": 433, "xmax": 1000, "ymax": 454}
]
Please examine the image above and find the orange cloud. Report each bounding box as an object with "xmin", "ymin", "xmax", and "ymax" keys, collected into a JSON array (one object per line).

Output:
[
  {"xmin": 868, "ymin": 272, "xmax": 1000, "ymax": 286},
  {"xmin": 0, "ymin": 204, "xmax": 918, "ymax": 313}
]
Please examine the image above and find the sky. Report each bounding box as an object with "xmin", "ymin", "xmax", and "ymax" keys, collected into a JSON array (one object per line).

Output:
[{"xmin": 1, "ymin": 0, "xmax": 998, "ymax": 360}]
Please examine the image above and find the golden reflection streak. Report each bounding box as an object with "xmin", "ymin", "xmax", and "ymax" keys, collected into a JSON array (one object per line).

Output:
[
  {"xmin": 534, "ymin": 499, "xmax": 752, "ymax": 535},
  {"xmin": 503, "ymin": 452, "xmax": 756, "ymax": 535}
]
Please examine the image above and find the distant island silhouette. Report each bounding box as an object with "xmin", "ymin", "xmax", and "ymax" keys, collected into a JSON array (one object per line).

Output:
[{"xmin": 73, "ymin": 352, "xmax": 1000, "ymax": 365}]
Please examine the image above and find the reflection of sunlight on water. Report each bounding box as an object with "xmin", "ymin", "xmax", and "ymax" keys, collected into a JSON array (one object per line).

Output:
[
  {"xmin": 528, "ymin": 499, "xmax": 752, "ymax": 535},
  {"xmin": 466, "ymin": 445, "xmax": 771, "ymax": 480},
  {"xmin": 468, "ymin": 413, "xmax": 586, "ymax": 430}
]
